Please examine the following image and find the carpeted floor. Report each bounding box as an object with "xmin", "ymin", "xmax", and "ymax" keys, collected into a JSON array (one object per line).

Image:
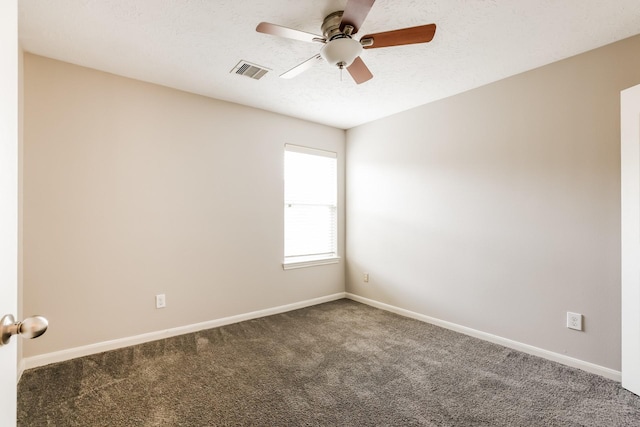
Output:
[{"xmin": 17, "ymin": 299, "xmax": 640, "ymax": 426}]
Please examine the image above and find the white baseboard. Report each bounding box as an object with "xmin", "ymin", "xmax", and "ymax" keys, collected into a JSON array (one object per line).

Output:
[
  {"xmin": 345, "ymin": 293, "xmax": 621, "ymax": 382},
  {"xmin": 20, "ymin": 291, "xmax": 620, "ymax": 383},
  {"xmin": 19, "ymin": 292, "xmax": 346, "ymax": 376}
]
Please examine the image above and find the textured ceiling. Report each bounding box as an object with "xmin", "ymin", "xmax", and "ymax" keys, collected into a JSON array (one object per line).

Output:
[{"xmin": 18, "ymin": 0, "xmax": 640, "ymax": 129}]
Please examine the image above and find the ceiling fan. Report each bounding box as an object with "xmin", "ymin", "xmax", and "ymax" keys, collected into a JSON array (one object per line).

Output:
[{"xmin": 256, "ymin": 0, "xmax": 437, "ymax": 84}]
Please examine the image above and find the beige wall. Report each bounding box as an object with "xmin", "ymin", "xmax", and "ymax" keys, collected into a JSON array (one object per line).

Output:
[
  {"xmin": 23, "ymin": 33, "xmax": 640, "ymax": 369},
  {"xmin": 346, "ymin": 34, "xmax": 640, "ymax": 370},
  {"xmin": 22, "ymin": 54, "xmax": 345, "ymax": 357}
]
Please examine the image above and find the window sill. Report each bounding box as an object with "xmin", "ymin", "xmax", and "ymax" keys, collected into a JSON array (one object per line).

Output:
[{"xmin": 282, "ymin": 256, "xmax": 341, "ymax": 270}]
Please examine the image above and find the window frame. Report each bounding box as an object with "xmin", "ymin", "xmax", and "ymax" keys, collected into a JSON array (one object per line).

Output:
[{"xmin": 282, "ymin": 144, "xmax": 340, "ymax": 270}]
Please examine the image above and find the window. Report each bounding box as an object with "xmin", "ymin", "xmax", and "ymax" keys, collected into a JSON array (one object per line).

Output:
[{"xmin": 283, "ymin": 144, "xmax": 338, "ymax": 269}]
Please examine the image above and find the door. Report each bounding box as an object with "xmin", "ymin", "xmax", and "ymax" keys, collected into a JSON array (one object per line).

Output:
[
  {"xmin": 0, "ymin": 0, "xmax": 19, "ymax": 425},
  {"xmin": 622, "ymin": 83, "xmax": 640, "ymax": 396}
]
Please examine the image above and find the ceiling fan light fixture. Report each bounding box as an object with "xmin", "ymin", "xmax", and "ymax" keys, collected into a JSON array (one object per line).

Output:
[{"xmin": 320, "ymin": 37, "xmax": 363, "ymax": 68}]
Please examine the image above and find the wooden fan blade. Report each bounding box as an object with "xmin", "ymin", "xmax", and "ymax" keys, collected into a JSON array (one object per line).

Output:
[
  {"xmin": 256, "ymin": 22, "xmax": 325, "ymax": 43},
  {"xmin": 280, "ymin": 54, "xmax": 323, "ymax": 79},
  {"xmin": 361, "ymin": 24, "xmax": 436, "ymax": 49},
  {"xmin": 347, "ymin": 56, "xmax": 373, "ymax": 84},
  {"xmin": 340, "ymin": 0, "xmax": 375, "ymax": 34}
]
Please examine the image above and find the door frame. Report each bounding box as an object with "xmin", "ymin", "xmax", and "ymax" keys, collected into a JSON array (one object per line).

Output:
[
  {"xmin": 0, "ymin": 0, "xmax": 20, "ymax": 424},
  {"xmin": 621, "ymin": 83, "xmax": 640, "ymax": 396}
]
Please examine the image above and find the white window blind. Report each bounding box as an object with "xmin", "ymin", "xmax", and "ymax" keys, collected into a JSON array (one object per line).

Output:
[{"xmin": 284, "ymin": 144, "xmax": 338, "ymax": 267}]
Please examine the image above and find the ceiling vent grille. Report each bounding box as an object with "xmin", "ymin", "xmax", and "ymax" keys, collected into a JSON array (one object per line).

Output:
[{"xmin": 231, "ymin": 61, "xmax": 270, "ymax": 80}]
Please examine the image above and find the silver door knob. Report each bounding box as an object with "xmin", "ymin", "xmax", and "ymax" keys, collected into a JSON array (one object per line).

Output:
[{"xmin": 0, "ymin": 314, "xmax": 48, "ymax": 346}]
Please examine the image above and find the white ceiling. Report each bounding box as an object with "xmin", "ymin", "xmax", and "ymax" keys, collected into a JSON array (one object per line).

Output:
[{"xmin": 18, "ymin": 0, "xmax": 640, "ymax": 129}]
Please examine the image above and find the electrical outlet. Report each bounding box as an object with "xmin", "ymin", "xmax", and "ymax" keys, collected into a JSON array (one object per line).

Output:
[
  {"xmin": 363, "ymin": 273, "xmax": 369, "ymax": 283},
  {"xmin": 567, "ymin": 312, "xmax": 582, "ymax": 331},
  {"xmin": 156, "ymin": 294, "xmax": 166, "ymax": 309}
]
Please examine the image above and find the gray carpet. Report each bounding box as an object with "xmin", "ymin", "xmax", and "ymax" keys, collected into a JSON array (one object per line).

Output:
[{"xmin": 17, "ymin": 299, "xmax": 640, "ymax": 426}]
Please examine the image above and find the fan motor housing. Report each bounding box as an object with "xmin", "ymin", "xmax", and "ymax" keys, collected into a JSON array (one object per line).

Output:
[{"xmin": 322, "ymin": 11, "xmax": 345, "ymax": 40}]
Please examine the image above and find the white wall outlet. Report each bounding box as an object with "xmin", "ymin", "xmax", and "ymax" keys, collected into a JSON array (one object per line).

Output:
[
  {"xmin": 567, "ymin": 312, "xmax": 582, "ymax": 331},
  {"xmin": 363, "ymin": 273, "xmax": 369, "ymax": 283},
  {"xmin": 156, "ymin": 294, "xmax": 166, "ymax": 309}
]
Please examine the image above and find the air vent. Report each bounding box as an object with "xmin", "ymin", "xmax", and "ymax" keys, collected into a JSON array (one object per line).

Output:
[{"xmin": 231, "ymin": 61, "xmax": 270, "ymax": 80}]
